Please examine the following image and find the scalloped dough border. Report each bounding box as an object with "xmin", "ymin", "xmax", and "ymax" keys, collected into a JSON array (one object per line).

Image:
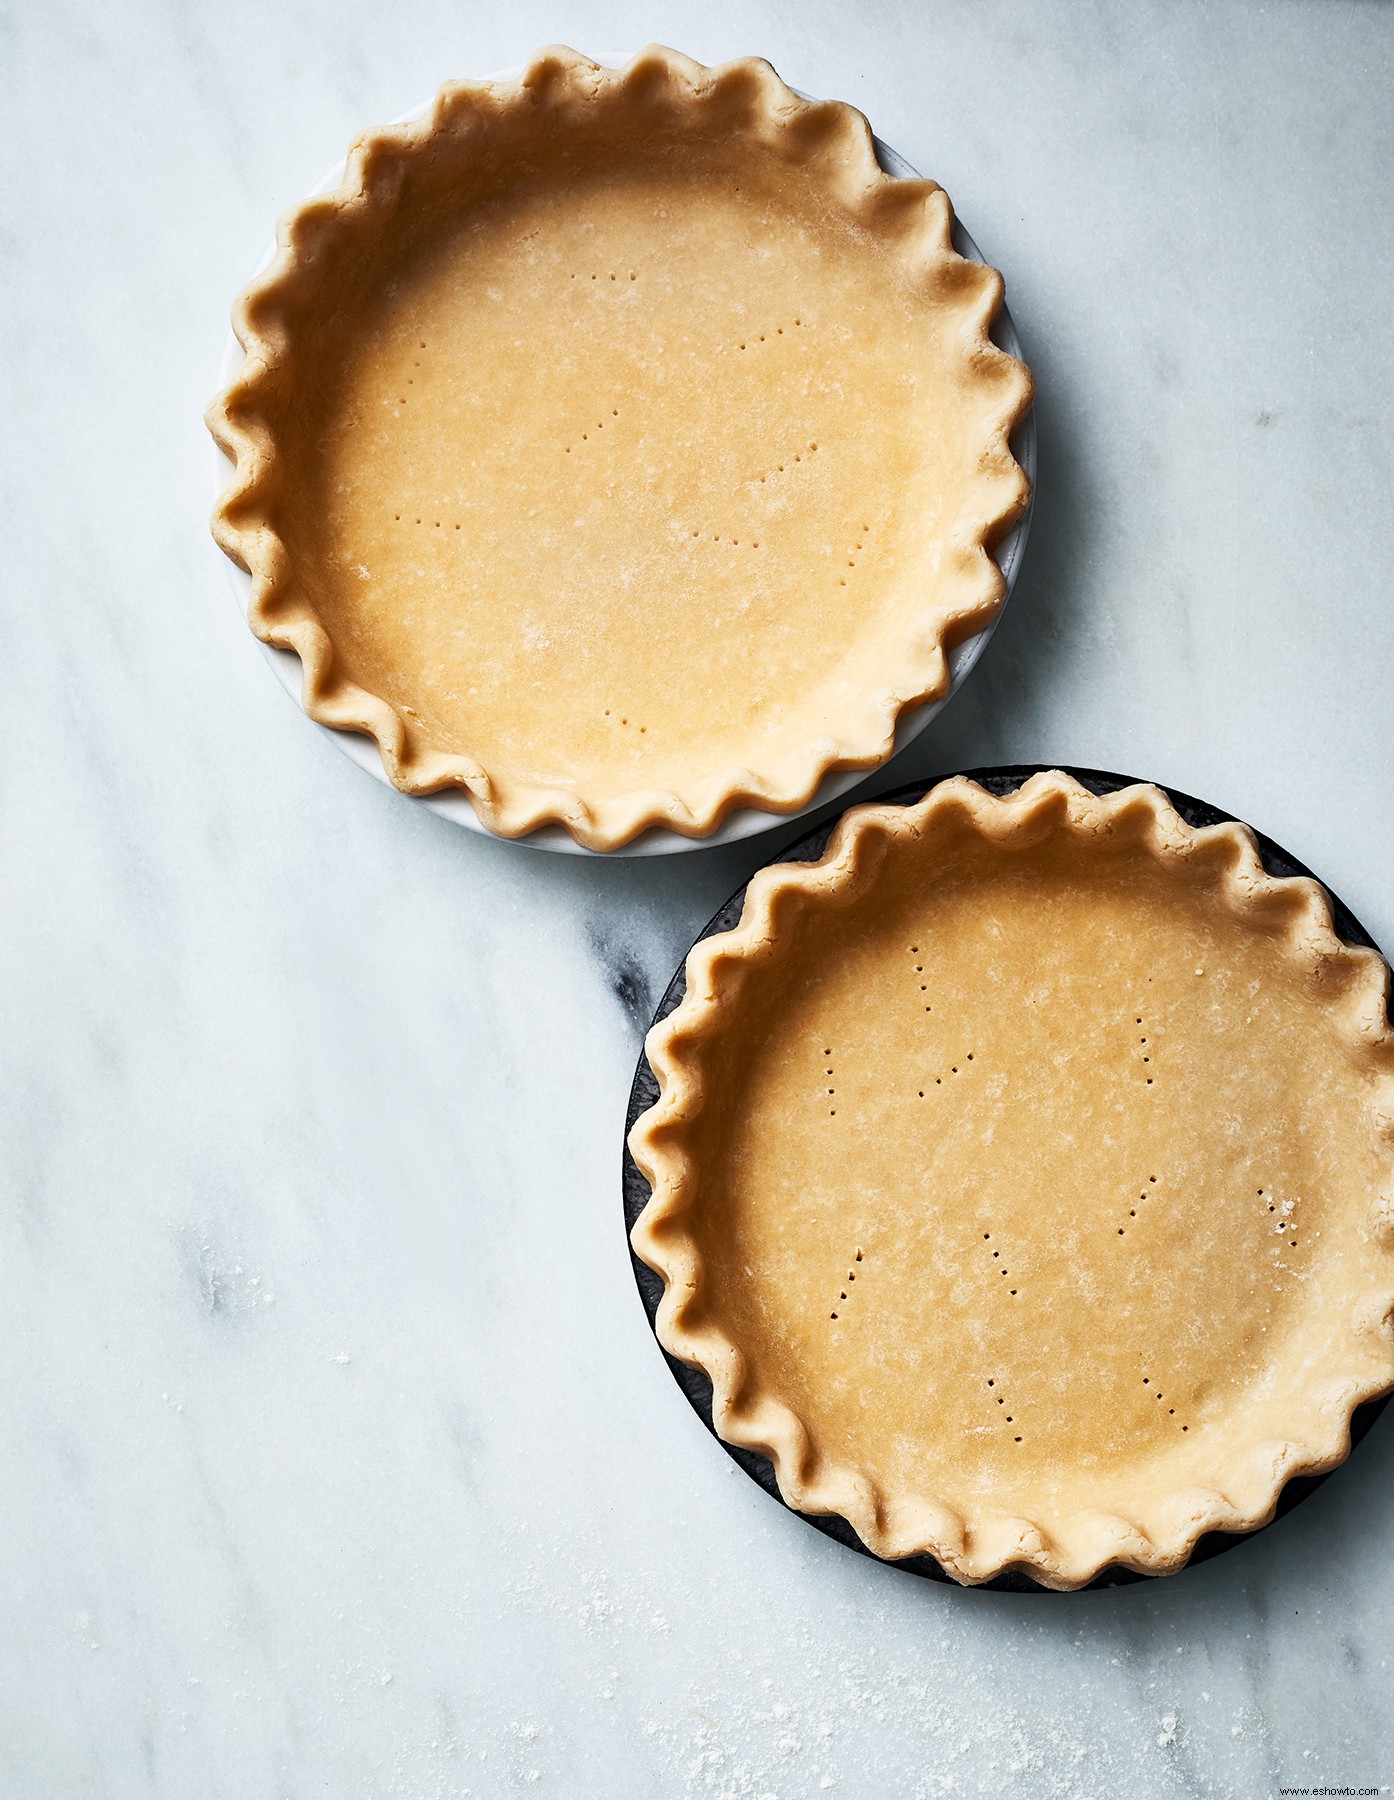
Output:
[
  {"xmin": 627, "ymin": 771, "xmax": 1394, "ymax": 1587},
  {"xmin": 206, "ymin": 44, "xmax": 1034, "ymax": 850}
]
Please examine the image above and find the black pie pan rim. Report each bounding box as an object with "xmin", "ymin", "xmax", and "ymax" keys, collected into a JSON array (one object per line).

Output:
[{"xmin": 620, "ymin": 762, "xmax": 1392, "ymax": 1593}]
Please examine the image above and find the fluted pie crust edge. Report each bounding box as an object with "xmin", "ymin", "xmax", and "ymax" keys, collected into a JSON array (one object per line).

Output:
[
  {"xmin": 206, "ymin": 45, "xmax": 1033, "ymax": 849},
  {"xmin": 627, "ymin": 772, "xmax": 1394, "ymax": 1586}
]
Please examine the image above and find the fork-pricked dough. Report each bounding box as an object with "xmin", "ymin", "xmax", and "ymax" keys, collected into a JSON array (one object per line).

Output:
[
  {"xmin": 208, "ymin": 46, "xmax": 1032, "ymax": 848},
  {"xmin": 629, "ymin": 774, "xmax": 1394, "ymax": 1586}
]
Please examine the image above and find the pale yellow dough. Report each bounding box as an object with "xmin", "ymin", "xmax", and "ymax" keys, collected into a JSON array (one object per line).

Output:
[
  {"xmin": 628, "ymin": 773, "xmax": 1394, "ymax": 1586},
  {"xmin": 207, "ymin": 46, "xmax": 1032, "ymax": 848}
]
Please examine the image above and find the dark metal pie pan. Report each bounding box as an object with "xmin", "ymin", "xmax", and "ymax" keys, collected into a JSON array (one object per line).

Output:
[{"xmin": 620, "ymin": 764, "xmax": 1392, "ymax": 1592}]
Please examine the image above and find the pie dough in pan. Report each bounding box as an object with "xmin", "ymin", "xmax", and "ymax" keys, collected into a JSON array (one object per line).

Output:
[
  {"xmin": 207, "ymin": 46, "xmax": 1033, "ymax": 850},
  {"xmin": 625, "ymin": 768, "xmax": 1394, "ymax": 1589}
]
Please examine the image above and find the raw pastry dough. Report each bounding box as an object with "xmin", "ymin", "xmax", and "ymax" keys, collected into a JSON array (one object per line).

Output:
[
  {"xmin": 207, "ymin": 46, "xmax": 1032, "ymax": 847},
  {"xmin": 628, "ymin": 772, "xmax": 1394, "ymax": 1585}
]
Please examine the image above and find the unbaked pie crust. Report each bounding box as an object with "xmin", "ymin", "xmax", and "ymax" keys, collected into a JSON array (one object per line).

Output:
[
  {"xmin": 206, "ymin": 45, "xmax": 1033, "ymax": 849},
  {"xmin": 627, "ymin": 772, "xmax": 1394, "ymax": 1587}
]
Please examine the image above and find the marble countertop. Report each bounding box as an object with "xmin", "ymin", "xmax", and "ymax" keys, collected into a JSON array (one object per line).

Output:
[{"xmin": 3, "ymin": 2, "xmax": 1392, "ymax": 1795}]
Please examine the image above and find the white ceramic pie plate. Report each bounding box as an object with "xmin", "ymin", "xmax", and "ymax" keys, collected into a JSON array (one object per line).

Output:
[{"xmin": 211, "ymin": 54, "xmax": 1037, "ymax": 856}]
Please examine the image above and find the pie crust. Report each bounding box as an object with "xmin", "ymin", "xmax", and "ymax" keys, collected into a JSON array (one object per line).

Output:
[
  {"xmin": 206, "ymin": 45, "xmax": 1033, "ymax": 850},
  {"xmin": 627, "ymin": 772, "xmax": 1394, "ymax": 1587}
]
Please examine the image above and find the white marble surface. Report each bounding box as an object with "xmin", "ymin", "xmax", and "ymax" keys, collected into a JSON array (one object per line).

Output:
[{"xmin": 2, "ymin": 2, "xmax": 1393, "ymax": 1795}]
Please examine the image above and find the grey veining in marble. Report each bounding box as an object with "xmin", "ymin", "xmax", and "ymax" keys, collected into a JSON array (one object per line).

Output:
[{"xmin": 2, "ymin": 2, "xmax": 1392, "ymax": 1796}]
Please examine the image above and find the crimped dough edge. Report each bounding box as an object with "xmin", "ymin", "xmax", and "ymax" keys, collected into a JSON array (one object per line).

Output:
[
  {"xmin": 627, "ymin": 771, "xmax": 1394, "ymax": 1587},
  {"xmin": 206, "ymin": 44, "xmax": 1034, "ymax": 851}
]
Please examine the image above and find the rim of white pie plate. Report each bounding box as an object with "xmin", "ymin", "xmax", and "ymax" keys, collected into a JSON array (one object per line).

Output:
[{"xmin": 211, "ymin": 52, "xmax": 1039, "ymax": 857}]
